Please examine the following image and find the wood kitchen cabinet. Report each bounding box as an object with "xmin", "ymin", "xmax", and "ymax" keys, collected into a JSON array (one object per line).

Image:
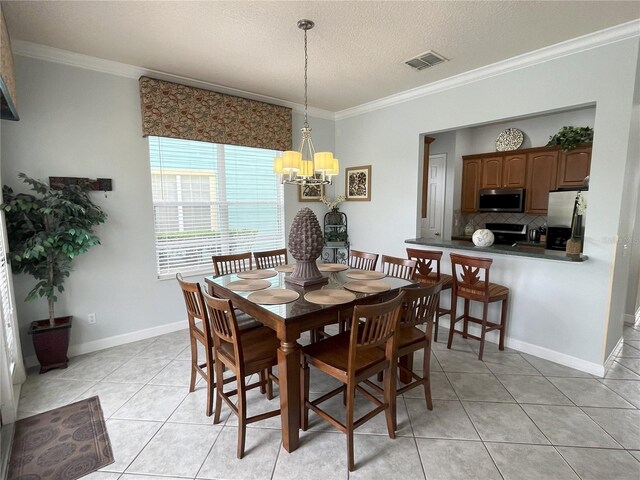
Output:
[
  {"xmin": 460, "ymin": 145, "xmax": 590, "ymax": 214},
  {"xmin": 502, "ymin": 154, "xmax": 527, "ymax": 188},
  {"xmin": 480, "ymin": 156, "xmax": 503, "ymax": 189},
  {"xmin": 557, "ymin": 146, "xmax": 591, "ymax": 188},
  {"xmin": 525, "ymin": 150, "xmax": 559, "ymax": 214},
  {"xmin": 461, "ymin": 158, "xmax": 481, "ymax": 212}
]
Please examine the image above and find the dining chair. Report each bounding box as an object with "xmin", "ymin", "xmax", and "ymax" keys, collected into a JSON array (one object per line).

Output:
[
  {"xmin": 448, "ymin": 253, "xmax": 510, "ymax": 360},
  {"xmin": 406, "ymin": 248, "xmax": 454, "ymax": 342},
  {"xmin": 301, "ymin": 292, "xmax": 405, "ymax": 471},
  {"xmin": 212, "ymin": 252, "xmax": 253, "ymax": 276},
  {"xmin": 348, "ymin": 249, "xmax": 379, "ymax": 271},
  {"xmin": 176, "ymin": 273, "xmax": 217, "ymax": 416},
  {"xmin": 202, "ymin": 291, "xmax": 281, "ymax": 459},
  {"xmin": 253, "ymin": 248, "xmax": 288, "ymax": 269},
  {"xmin": 381, "ymin": 255, "xmax": 417, "ymax": 280}
]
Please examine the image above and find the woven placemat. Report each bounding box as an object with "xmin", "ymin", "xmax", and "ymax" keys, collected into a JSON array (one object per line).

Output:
[
  {"xmin": 343, "ymin": 280, "xmax": 391, "ymax": 293},
  {"xmin": 226, "ymin": 279, "xmax": 271, "ymax": 291},
  {"xmin": 304, "ymin": 289, "xmax": 356, "ymax": 305},
  {"xmin": 274, "ymin": 264, "xmax": 295, "ymax": 273},
  {"xmin": 345, "ymin": 270, "xmax": 386, "ymax": 280},
  {"xmin": 237, "ymin": 269, "xmax": 277, "ymax": 279},
  {"xmin": 317, "ymin": 263, "xmax": 349, "ymax": 272},
  {"xmin": 248, "ymin": 289, "xmax": 300, "ymax": 305}
]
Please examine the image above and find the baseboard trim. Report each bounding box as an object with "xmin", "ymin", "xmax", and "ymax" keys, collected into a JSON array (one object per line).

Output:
[
  {"xmin": 24, "ymin": 319, "xmax": 188, "ymax": 368},
  {"xmin": 437, "ymin": 317, "xmax": 605, "ymax": 376}
]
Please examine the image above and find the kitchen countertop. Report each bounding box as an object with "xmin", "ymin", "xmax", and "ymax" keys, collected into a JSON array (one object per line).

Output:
[{"xmin": 406, "ymin": 238, "xmax": 588, "ymax": 262}]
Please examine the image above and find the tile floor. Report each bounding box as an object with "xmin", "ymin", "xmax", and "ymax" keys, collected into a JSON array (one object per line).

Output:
[{"xmin": 17, "ymin": 323, "xmax": 640, "ymax": 479}]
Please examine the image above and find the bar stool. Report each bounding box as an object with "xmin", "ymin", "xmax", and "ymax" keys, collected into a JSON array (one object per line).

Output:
[
  {"xmin": 448, "ymin": 253, "xmax": 509, "ymax": 360},
  {"xmin": 406, "ymin": 248, "xmax": 454, "ymax": 342}
]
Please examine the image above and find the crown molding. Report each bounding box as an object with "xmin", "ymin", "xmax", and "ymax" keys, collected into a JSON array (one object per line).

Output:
[
  {"xmin": 11, "ymin": 39, "xmax": 336, "ymax": 121},
  {"xmin": 335, "ymin": 19, "xmax": 640, "ymax": 120},
  {"xmin": 12, "ymin": 18, "xmax": 640, "ymax": 123}
]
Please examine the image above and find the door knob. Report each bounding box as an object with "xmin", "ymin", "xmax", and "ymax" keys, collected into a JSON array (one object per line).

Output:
[{"xmin": 435, "ymin": 232, "xmax": 441, "ymax": 236}]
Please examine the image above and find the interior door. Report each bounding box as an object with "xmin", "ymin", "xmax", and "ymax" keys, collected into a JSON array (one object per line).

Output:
[{"xmin": 424, "ymin": 154, "xmax": 446, "ymax": 240}]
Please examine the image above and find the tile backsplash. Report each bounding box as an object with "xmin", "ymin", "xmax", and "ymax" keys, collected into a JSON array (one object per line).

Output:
[{"xmin": 459, "ymin": 212, "xmax": 547, "ymax": 235}]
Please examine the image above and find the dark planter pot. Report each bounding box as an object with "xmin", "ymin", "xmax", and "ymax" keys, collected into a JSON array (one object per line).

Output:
[{"xmin": 28, "ymin": 316, "xmax": 72, "ymax": 374}]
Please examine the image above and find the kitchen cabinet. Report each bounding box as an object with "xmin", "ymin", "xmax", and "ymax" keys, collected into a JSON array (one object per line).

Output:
[
  {"xmin": 557, "ymin": 146, "xmax": 591, "ymax": 188},
  {"xmin": 480, "ymin": 156, "xmax": 503, "ymax": 189},
  {"xmin": 526, "ymin": 150, "xmax": 559, "ymax": 214},
  {"xmin": 461, "ymin": 158, "xmax": 481, "ymax": 212},
  {"xmin": 479, "ymin": 154, "xmax": 527, "ymax": 190},
  {"xmin": 503, "ymin": 154, "xmax": 527, "ymax": 188},
  {"xmin": 460, "ymin": 145, "xmax": 591, "ymax": 215}
]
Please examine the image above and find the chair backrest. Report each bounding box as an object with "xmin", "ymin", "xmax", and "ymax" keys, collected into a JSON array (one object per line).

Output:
[
  {"xmin": 400, "ymin": 283, "xmax": 443, "ymax": 332},
  {"xmin": 450, "ymin": 253, "xmax": 492, "ymax": 301},
  {"xmin": 254, "ymin": 248, "xmax": 288, "ymax": 269},
  {"xmin": 348, "ymin": 292, "xmax": 405, "ymax": 374},
  {"xmin": 406, "ymin": 248, "xmax": 443, "ymax": 284},
  {"xmin": 176, "ymin": 273, "xmax": 211, "ymax": 342},
  {"xmin": 381, "ymin": 255, "xmax": 417, "ymax": 280},
  {"xmin": 348, "ymin": 249, "xmax": 379, "ymax": 271},
  {"xmin": 212, "ymin": 252, "xmax": 253, "ymax": 276},
  {"xmin": 201, "ymin": 291, "xmax": 244, "ymax": 375}
]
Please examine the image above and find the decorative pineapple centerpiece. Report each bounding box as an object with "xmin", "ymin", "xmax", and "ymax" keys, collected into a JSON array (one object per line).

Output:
[{"xmin": 286, "ymin": 207, "xmax": 327, "ymax": 286}]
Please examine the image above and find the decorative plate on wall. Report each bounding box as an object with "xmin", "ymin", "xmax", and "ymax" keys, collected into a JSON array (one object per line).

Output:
[{"xmin": 495, "ymin": 128, "xmax": 524, "ymax": 151}]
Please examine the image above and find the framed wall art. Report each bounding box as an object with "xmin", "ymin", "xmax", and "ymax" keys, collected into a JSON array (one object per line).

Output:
[
  {"xmin": 345, "ymin": 165, "xmax": 371, "ymax": 201},
  {"xmin": 298, "ymin": 181, "xmax": 324, "ymax": 202}
]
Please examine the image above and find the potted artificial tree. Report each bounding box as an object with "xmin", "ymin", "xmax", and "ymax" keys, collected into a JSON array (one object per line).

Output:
[{"xmin": 1, "ymin": 173, "xmax": 107, "ymax": 373}]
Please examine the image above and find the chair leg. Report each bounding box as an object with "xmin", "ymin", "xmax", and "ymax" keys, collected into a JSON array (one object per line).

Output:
[
  {"xmin": 204, "ymin": 345, "xmax": 214, "ymax": 417},
  {"xmin": 259, "ymin": 370, "xmax": 266, "ymax": 395},
  {"xmin": 189, "ymin": 337, "xmax": 198, "ymax": 393},
  {"xmin": 422, "ymin": 345, "xmax": 433, "ymax": 411},
  {"xmin": 213, "ymin": 359, "xmax": 225, "ymax": 425},
  {"xmin": 301, "ymin": 357, "xmax": 309, "ymax": 431},
  {"xmin": 266, "ymin": 368, "xmax": 273, "ymax": 400},
  {"xmin": 499, "ymin": 297, "xmax": 508, "ymax": 351},
  {"xmin": 447, "ymin": 293, "xmax": 457, "ymax": 349},
  {"xmin": 346, "ymin": 383, "xmax": 356, "ymax": 472},
  {"xmin": 433, "ymin": 313, "xmax": 439, "ymax": 343},
  {"xmin": 478, "ymin": 302, "xmax": 489, "ymax": 361},
  {"xmin": 384, "ymin": 362, "xmax": 398, "ymax": 436},
  {"xmin": 463, "ymin": 299, "xmax": 470, "ymax": 339},
  {"xmin": 237, "ymin": 376, "xmax": 247, "ymax": 459}
]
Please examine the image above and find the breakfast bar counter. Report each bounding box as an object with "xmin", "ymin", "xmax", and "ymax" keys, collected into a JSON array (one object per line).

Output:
[{"xmin": 405, "ymin": 238, "xmax": 588, "ymax": 262}]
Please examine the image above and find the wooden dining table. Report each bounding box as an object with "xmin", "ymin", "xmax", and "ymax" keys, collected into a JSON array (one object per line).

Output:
[{"xmin": 205, "ymin": 267, "xmax": 416, "ymax": 453}]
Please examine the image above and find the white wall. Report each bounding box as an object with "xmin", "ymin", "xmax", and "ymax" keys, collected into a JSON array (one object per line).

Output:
[
  {"xmin": 335, "ymin": 38, "xmax": 640, "ymax": 366},
  {"xmin": 0, "ymin": 55, "xmax": 335, "ymax": 360}
]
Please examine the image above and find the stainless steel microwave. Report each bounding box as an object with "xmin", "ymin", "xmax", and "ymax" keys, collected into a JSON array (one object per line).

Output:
[{"xmin": 478, "ymin": 188, "xmax": 525, "ymax": 212}]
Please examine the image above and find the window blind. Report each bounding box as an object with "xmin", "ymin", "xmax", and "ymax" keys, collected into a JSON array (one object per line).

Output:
[
  {"xmin": 0, "ymin": 216, "xmax": 15, "ymax": 374},
  {"xmin": 149, "ymin": 136, "xmax": 285, "ymax": 277}
]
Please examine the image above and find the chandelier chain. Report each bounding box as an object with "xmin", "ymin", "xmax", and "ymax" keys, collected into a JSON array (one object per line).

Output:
[{"xmin": 303, "ymin": 27, "xmax": 309, "ymax": 128}]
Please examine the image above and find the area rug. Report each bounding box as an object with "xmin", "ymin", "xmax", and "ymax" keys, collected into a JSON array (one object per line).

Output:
[{"xmin": 8, "ymin": 396, "xmax": 114, "ymax": 480}]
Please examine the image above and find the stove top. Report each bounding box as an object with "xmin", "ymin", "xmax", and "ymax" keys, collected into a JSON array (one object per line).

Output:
[{"xmin": 485, "ymin": 223, "xmax": 527, "ymax": 245}]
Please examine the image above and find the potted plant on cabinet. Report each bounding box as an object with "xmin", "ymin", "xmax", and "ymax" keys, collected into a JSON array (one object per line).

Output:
[{"xmin": 1, "ymin": 173, "xmax": 107, "ymax": 373}]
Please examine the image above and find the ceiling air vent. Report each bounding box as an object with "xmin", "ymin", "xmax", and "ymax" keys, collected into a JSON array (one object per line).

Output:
[{"xmin": 405, "ymin": 50, "xmax": 447, "ymax": 71}]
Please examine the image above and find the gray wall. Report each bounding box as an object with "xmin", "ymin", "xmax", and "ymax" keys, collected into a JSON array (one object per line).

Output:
[
  {"xmin": 334, "ymin": 38, "xmax": 640, "ymax": 366},
  {"xmin": 1, "ymin": 55, "xmax": 334, "ymax": 360}
]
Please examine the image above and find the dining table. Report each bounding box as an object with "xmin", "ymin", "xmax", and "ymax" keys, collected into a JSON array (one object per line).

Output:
[{"xmin": 204, "ymin": 266, "xmax": 416, "ymax": 453}]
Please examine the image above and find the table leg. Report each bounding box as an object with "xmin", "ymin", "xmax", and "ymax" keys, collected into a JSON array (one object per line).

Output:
[{"xmin": 278, "ymin": 339, "xmax": 301, "ymax": 452}]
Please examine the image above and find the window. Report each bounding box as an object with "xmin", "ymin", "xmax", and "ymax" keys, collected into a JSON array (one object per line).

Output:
[
  {"xmin": 149, "ymin": 136, "xmax": 285, "ymax": 277},
  {"xmin": 0, "ymin": 216, "xmax": 16, "ymax": 375}
]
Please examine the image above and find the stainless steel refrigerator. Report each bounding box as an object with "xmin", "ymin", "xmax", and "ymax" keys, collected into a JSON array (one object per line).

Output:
[{"xmin": 546, "ymin": 189, "xmax": 587, "ymax": 250}]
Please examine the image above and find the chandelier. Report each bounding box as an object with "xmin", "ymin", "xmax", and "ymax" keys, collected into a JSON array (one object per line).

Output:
[{"xmin": 274, "ymin": 19, "xmax": 338, "ymax": 186}]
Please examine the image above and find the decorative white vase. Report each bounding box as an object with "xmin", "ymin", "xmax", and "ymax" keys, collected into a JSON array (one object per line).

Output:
[{"xmin": 472, "ymin": 229, "xmax": 495, "ymax": 247}]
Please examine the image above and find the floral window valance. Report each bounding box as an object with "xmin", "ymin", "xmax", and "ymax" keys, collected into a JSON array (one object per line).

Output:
[{"xmin": 139, "ymin": 76, "xmax": 292, "ymax": 151}]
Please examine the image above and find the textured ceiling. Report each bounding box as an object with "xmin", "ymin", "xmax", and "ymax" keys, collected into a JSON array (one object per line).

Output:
[{"xmin": 2, "ymin": 1, "xmax": 639, "ymax": 112}]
